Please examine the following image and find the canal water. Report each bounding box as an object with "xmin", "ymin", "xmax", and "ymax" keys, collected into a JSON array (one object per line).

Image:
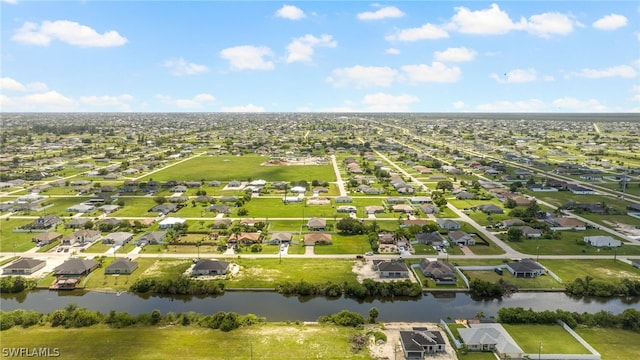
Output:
[{"xmin": 2, "ymin": 290, "xmax": 638, "ymax": 321}]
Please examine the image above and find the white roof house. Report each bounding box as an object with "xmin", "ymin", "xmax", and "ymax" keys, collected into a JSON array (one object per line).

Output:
[
  {"xmin": 158, "ymin": 217, "xmax": 186, "ymax": 229},
  {"xmin": 584, "ymin": 235, "xmax": 622, "ymax": 247}
]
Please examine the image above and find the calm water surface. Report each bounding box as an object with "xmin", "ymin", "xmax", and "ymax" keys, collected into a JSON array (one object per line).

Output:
[{"xmin": 2, "ymin": 290, "xmax": 638, "ymax": 321}]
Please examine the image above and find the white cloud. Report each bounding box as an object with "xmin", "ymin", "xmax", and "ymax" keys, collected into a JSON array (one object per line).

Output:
[
  {"xmin": 385, "ymin": 48, "xmax": 400, "ymax": 55},
  {"xmin": 357, "ymin": 6, "xmax": 405, "ymax": 20},
  {"xmin": 401, "ymin": 62, "xmax": 462, "ymax": 83},
  {"xmin": 552, "ymin": 97, "xmax": 606, "ymax": 111},
  {"xmin": 23, "ymin": 91, "xmax": 73, "ymax": 105},
  {"xmin": 385, "ymin": 23, "xmax": 449, "ymax": 41},
  {"xmin": 448, "ymin": 3, "xmax": 520, "ymax": 35},
  {"xmin": 523, "ymin": 12, "xmax": 575, "ymax": 38},
  {"xmin": 630, "ymin": 85, "xmax": 640, "ymax": 102},
  {"xmin": 220, "ymin": 45, "xmax": 274, "ymax": 70},
  {"xmin": 79, "ymin": 94, "xmax": 134, "ymax": 111},
  {"xmin": 1, "ymin": 77, "xmax": 27, "ymax": 91},
  {"xmin": 156, "ymin": 93, "xmax": 216, "ymax": 109},
  {"xmin": 327, "ymin": 65, "xmax": 398, "ymax": 88},
  {"xmin": 221, "ymin": 104, "xmax": 265, "ymax": 112},
  {"xmin": 453, "ymin": 101, "xmax": 465, "ymax": 109},
  {"xmin": 12, "ymin": 20, "xmax": 127, "ymax": 47},
  {"xmin": 447, "ymin": 4, "xmax": 575, "ymax": 38},
  {"xmin": 491, "ymin": 68, "xmax": 538, "ymax": 83},
  {"xmin": 476, "ymin": 99, "xmax": 547, "ymax": 112},
  {"xmin": 362, "ymin": 92, "xmax": 419, "ymax": 112},
  {"xmin": 593, "ymin": 14, "xmax": 628, "ymax": 30},
  {"xmin": 286, "ymin": 34, "xmax": 336, "ymax": 64},
  {"xmin": 570, "ymin": 65, "xmax": 637, "ymax": 79},
  {"xmin": 275, "ymin": 5, "xmax": 306, "ymax": 20},
  {"xmin": 1, "ymin": 0, "xmax": 18, "ymax": 4},
  {"xmin": 162, "ymin": 58, "xmax": 209, "ymax": 76},
  {"xmin": 434, "ymin": 47, "xmax": 477, "ymax": 62}
]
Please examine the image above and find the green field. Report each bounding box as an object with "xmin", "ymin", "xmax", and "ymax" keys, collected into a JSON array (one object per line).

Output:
[
  {"xmin": 0, "ymin": 323, "xmax": 371, "ymax": 360},
  {"xmin": 463, "ymin": 270, "xmax": 563, "ymax": 289},
  {"xmin": 576, "ymin": 327, "xmax": 640, "ymax": 360},
  {"xmin": 312, "ymin": 234, "xmax": 372, "ymax": 255},
  {"xmin": 226, "ymin": 258, "xmax": 358, "ymax": 288},
  {"xmin": 83, "ymin": 257, "xmax": 158, "ymax": 291},
  {"xmin": 503, "ymin": 324, "xmax": 590, "ymax": 354},
  {"xmin": 540, "ymin": 259, "xmax": 640, "ymax": 282},
  {"xmin": 0, "ymin": 218, "xmax": 44, "ymax": 252},
  {"xmin": 138, "ymin": 155, "xmax": 335, "ymax": 182}
]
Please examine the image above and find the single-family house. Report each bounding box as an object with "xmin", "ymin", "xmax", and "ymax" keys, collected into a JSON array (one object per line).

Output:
[
  {"xmin": 372, "ymin": 260, "xmax": 409, "ymax": 278},
  {"xmin": 365, "ymin": 205, "xmax": 385, "ymax": 215},
  {"xmin": 32, "ymin": 232, "xmax": 63, "ymax": 245},
  {"xmin": 66, "ymin": 203, "xmax": 95, "ymax": 213},
  {"xmin": 54, "ymin": 258, "xmax": 99, "ymax": 276},
  {"xmin": 544, "ymin": 217, "xmax": 586, "ymax": 231},
  {"xmin": 150, "ymin": 203, "xmax": 178, "ymax": 215},
  {"xmin": 448, "ymin": 231, "xmax": 475, "ymax": 246},
  {"xmin": 499, "ymin": 219, "xmax": 525, "ymax": 228},
  {"xmin": 335, "ymin": 196, "xmax": 353, "ymax": 203},
  {"xmin": 386, "ymin": 197, "xmax": 406, "ymax": 204},
  {"xmin": 392, "ymin": 204, "xmax": 414, "ymax": 214},
  {"xmin": 228, "ymin": 232, "xmax": 261, "ymax": 246},
  {"xmin": 306, "ymin": 217, "xmax": 326, "ymax": 231},
  {"xmin": 419, "ymin": 259, "xmax": 456, "ymax": 285},
  {"xmin": 65, "ymin": 217, "xmax": 91, "ymax": 229},
  {"xmin": 269, "ymin": 232, "xmax": 293, "ymax": 245},
  {"xmin": 98, "ymin": 204, "xmax": 120, "ymax": 213},
  {"xmin": 505, "ymin": 259, "xmax": 546, "ymax": 278},
  {"xmin": 456, "ymin": 191, "xmax": 476, "ymax": 200},
  {"xmin": 473, "ymin": 204, "xmax": 504, "ymax": 214},
  {"xmin": 24, "ymin": 215, "xmax": 62, "ymax": 230},
  {"xmin": 400, "ymin": 328, "xmax": 447, "ymax": 359},
  {"xmin": 136, "ymin": 231, "xmax": 168, "ymax": 245},
  {"xmin": 102, "ymin": 232, "xmax": 134, "ymax": 245},
  {"xmin": 437, "ymin": 219, "xmax": 460, "ymax": 230},
  {"xmin": 2, "ymin": 258, "xmax": 46, "ymax": 275},
  {"xmin": 105, "ymin": 258, "xmax": 138, "ymax": 274},
  {"xmin": 420, "ymin": 204, "xmax": 439, "ymax": 214},
  {"xmin": 584, "ymin": 235, "xmax": 622, "ymax": 248},
  {"xmin": 415, "ymin": 232, "xmax": 446, "ymax": 247},
  {"xmin": 158, "ymin": 217, "xmax": 186, "ymax": 229},
  {"xmin": 303, "ymin": 233, "xmax": 332, "ymax": 246},
  {"xmin": 459, "ymin": 323, "xmax": 524, "ymax": 358},
  {"xmin": 409, "ymin": 196, "xmax": 432, "ymax": 204},
  {"xmin": 191, "ymin": 259, "xmax": 230, "ymax": 276},
  {"xmin": 62, "ymin": 229, "xmax": 101, "ymax": 246},
  {"xmin": 337, "ymin": 205, "xmax": 357, "ymax": 214},
  {"xmin": 513, "ymin": 226, "xmax": 542, "ymax": 238}
]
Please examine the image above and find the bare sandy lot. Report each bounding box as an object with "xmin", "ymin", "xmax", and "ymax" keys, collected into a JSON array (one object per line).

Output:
[
  {"xmin": 352, "ymin": 260, "xmax": 418, "ymax": 283},
  {"xmin": 368, "ymin": 322, "xmax": 458, "ymax": 360}
]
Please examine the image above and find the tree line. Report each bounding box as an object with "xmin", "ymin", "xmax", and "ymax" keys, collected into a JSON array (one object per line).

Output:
[
  {"xmin": 498, "ymin": 307, "xmax": 640, "ymax": 333},
  {"xmin": 275, "ymin": 279, "xmax": 422, "ymax": 298}
]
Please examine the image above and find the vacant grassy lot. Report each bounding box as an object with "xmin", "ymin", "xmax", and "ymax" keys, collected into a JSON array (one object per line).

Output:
[
  {"xmin": 312, "ymin": 233, "xmax": 372, "ymax": 255},
  {"xmin": 138, "ymin": 155, "xmax": 335, "ymax": 182},
  {"xmin": 111, "ymin": 197, "xmax": 158, "ymax": 217},
  {"xmin": 502, "ymin": 324, "xmax": 590, "ymax": 354},
  {"xmin": 575, "ymin": 327, "xmax": 640, "ymax": 360},
  {"xmin": 0, "ymin": 323, "xmax": 371, "ymax": 360},
  {"xmin": 540, "ymin": 259, "xmax": 640, "ymax": 283},
  {"xmin": 502, "ymin": 230, "xmax": 640, "ymax": 256},
  {"xmin": 83, "ymin": 257, "xmax": 158, "ymax": 291},
  {"xmin": 226, "ymin": 258, "xmax": 358, "ymax": 288},
  {"xmin": 0, "ymin": 218, "xmax": 45, "ymax": 252}
]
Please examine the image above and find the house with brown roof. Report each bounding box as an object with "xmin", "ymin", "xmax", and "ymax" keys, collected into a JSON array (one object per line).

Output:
[
  {"xmin": 419, "ymin": 259, "xmax": 456, "ymax": 285},
  {"xmin": 228, "ymin": 232, "xmax": 261, "ymax": 246},
  {"xmin": 303, "ymin": 233, "xmax": 332, "ymax": 246},
  {"xmin": 32, "ymin": 232, "xmax": 63, "ymax": 245}
]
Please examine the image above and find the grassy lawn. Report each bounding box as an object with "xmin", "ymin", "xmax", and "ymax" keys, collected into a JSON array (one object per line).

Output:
[
  {"xmin": 226, "ymin": 258, "xmax": 358, "ymax": 288},
  {"xmin": 502, "ymin": 230, "xmax": 640, "ymax": 256},
  {"xmin": 41, "ymin": 196, "xmax": 93, "ymax": 216},
  {"xmin": 83, "ymin": 257, "xmax": 158, "ymax": 291},
  {"xmin": 540, "ymin": 259, "xmax": 640, "ymax": 283},
  {"xmin": 312, "ymin": 233, "xmax": 372, "ymax": 254},
  {"xmin": 138, "ymin": 155, "xmax": 335, "ymax": 182},
  {"xmin": 463, "ymin": 270, "xmax": 562, "ymax": 289},
  {"xmin": 239, "ymin": 199, "xmax": 337, "ymax": 218},
  {"xmin": 502, "ymin": 324, "xmax": 590, "ymax": 354},
  {"xmin": 575, "ymin": 327, "xmax": 640, "ymax": 360},
  {"xmin": 111, "ymin": 197, "xmax": 158, "ymax": 217},
  {"xmin": 0, "ymin": 218, "xmax": 43, "ymax": 252},
  {"xmin": 0, "ymin": 323, "xmax": 371, "ymax": 360}
]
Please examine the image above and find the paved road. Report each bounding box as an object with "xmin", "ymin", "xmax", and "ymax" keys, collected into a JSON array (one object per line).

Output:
[{"xmin": 330, "ymin": 154, "xmax": 347, "ymax": 197}]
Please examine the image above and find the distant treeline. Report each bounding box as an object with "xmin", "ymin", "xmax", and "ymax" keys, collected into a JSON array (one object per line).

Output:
[
  {"xmin": 0, "ymin": 304, "xmax": 264, "ymax": 332},
  {"xmin": 0, "ymin": 277, "xmax": 37, "ymax": 294},
  {"xmin": 275, "ymin": 279, "xmax": 422, "ymax": 298},
  {"xmin": 129, "ymin": 276, "xmax": 225, "ymax": 295},
  {"xmin": 565, "ymin": 276, "xmax": 640, "ymax": 297},
  {"xmin": 498, "ymin": 307, "xmax": 640, "ymax": 333}
]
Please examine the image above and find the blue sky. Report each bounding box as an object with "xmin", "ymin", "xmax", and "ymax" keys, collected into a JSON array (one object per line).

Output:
[{"xmin": 1, "ymin": 1, "xmax": 639, "ymax": 112}]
